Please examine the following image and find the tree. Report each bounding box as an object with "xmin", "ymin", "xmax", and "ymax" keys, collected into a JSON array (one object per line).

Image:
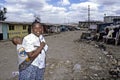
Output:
[{"xmin": 0, "ymin": 7, "xmax": 7, "ymax": 21}]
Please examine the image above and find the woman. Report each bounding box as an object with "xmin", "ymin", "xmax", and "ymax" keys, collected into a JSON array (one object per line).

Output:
[{"xmin": 12, "ymin": 21, "xmax": 48, "ymax": 80}]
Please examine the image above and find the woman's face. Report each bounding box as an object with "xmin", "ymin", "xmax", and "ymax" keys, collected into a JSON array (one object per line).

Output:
[{"xmin": 32, "ymin": 23, "xmax": 42, "ymax": 37}]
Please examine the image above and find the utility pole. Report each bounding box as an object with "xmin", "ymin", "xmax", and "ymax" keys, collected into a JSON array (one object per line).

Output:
[
  {"xmin": 104, "ymin": 13, "xmax": 106, "ymax": 23},
  {"xmin": 88, "ymin": 5, "xmax": 90, "ymax": 28}
]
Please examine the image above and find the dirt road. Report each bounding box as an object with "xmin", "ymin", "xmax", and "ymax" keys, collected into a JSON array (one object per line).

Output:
[
  {"xmin": 45, "ymin": 31, "xmax": 110, "ymax": 80},
  {"xmin": 0, "ymin": 31, "xmax": 120, "ymax": 80}
]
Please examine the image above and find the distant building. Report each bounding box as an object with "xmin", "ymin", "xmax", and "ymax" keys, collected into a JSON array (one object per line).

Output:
[
  {"xmin": 96, "ymin": 16, "xmax": 120, "ymax": 33},
  {"xmin": 0, "ymin": 21, "xmax": 62, "ymax": 40},
  {"xmin": 97, "ymin": 23, "xmax": 113, "ymax": 33},
  {"xmin": 78, "ymin": 21, "xmax": 103, "ymax": 28},
  {"xmin": 0, "ymin": 21, "xmax": 31, "ymax": 40},
  {"xmin": 104, "ymin": 16, "xmax": 120, "ymax": 23},
  {"xmin": 113, "ymin": 18, "xmax": 120, "ymax": 24}
]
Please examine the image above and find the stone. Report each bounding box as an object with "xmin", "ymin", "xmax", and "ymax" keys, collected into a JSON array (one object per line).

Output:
[
  {"xmin": 73, "ymin": 64, "xmax": 81, "ymax": 72},
  {"xmin": 89, "ymin": 65, "xmax": 102, "ymax": 71}
]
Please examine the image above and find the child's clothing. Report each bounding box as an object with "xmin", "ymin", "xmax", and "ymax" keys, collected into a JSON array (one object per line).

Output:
[{"xmin": 17, "ymin": 44, "xmax": 29, "ymax": 65}]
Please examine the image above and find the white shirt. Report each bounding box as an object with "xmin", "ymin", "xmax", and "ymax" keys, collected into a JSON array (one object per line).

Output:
[{"xmin": 22, "ymin": 33, "xmax": 48, "ymax": 69}]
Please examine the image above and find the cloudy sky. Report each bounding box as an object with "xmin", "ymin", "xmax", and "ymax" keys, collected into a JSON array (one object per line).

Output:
[{"xmin": 0, "ymin": 0, "xmax": 120, "ymax": 23}]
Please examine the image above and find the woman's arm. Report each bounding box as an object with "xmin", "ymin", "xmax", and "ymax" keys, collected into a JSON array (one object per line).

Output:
[{"xmin": 27, "ymin": 42, "xmax": 45, "ymax": 60}]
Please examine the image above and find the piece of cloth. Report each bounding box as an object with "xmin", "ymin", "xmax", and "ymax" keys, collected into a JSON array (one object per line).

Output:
[
  {"xmin": 19, "ymin": 65, "xmax": 45, "ymax": 80},
  {"xmin": 107, "ymin": 29, "xmax": 114, "ymax": 38},
  {"xmin": 22, "ymin": 33, "xmax": 48, "ymax": 69},
  {"xmin": 17, "ymin": 44, "xmax": 29, "ymax": 65}
]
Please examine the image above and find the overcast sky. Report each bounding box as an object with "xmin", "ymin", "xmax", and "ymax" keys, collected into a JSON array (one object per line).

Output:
[{"xmin": 0, "ymin": 0, "xmax": 120, "ymax": 23}]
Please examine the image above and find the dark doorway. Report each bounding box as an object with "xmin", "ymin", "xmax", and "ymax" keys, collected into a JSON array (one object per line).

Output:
[
  {"xmin": 28, "ymin": 25, "xmax": 31, "ymax": 34},
  {"xmin": 0, "ymin": 33, "xmax": 3, "ymax": 40}
]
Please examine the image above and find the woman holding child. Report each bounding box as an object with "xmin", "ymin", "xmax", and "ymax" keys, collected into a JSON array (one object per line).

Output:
[{"xmin": 12, "ymin": 21, "xmax": 48, "ymax": 80}]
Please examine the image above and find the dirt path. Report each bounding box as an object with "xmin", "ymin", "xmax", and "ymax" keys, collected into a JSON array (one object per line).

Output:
[
  {"xmin": 44, "ymin": 31, "xmax": 110, "ymax": 80},
  {"xmin": 45, "ymin": 31, "xmax": 82, "ymax": 80},
  {"xmin": 0, "ymin": 41, "xmax": 18, "ymax": 80},
  {"xmin": 0, "ymin": 31, "xmax": 120, "ymax": 80}
]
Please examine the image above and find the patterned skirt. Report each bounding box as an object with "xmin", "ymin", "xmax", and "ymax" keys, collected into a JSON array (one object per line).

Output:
[{"xmin": 19, "ymin": 65, "xmax": 45, "ymax": 80}]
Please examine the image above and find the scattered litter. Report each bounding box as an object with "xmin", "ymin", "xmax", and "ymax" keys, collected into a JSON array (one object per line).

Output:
[
  {"xmin": 102, "ymin": 51, "xmax": 108, "ymax": 55},
  {"xmin": 94, "ymin": 74, "xmax": 98, "ymax": 77},
  {"xmin": 73, "ymin": 64, "xmax": 81, "ymax": 72},
  {"xmin": 12, "ymin": 71, "xmax": 19, "ymax": 77},
  {"xmin": 99, "ymin": 57, "xmax": 102, "ymax": 60},
  {"xmin": 89, "ymin": 65, "xmax": 102, "ymax": 71}
]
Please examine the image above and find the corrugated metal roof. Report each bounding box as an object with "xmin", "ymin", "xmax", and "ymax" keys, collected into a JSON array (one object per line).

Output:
[{"xmin": 0, "ymin": 21, "xmax": 32, "ymax": 25}]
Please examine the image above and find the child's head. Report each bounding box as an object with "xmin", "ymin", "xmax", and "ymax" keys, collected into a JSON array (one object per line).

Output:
[{"xmin": 12, "ymin": 36, "xmax": 22, "ymax": 45}]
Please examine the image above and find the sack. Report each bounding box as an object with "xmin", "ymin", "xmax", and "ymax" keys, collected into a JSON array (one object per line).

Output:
[{"xmin": 19, "ymin": 59, "xmax": 33, "ymax": 71}]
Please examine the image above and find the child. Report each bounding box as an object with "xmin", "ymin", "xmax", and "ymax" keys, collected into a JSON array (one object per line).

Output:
[
  {"xmin": 12, "ymin": 36, "xmax": 30, "ymax": 65},
  {"xmin": 12, "ymin": 36, "xmax": 48, "ymax": 67}
]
